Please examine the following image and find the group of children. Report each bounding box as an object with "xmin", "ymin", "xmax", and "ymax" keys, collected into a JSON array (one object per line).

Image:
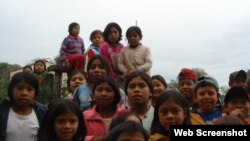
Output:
[
  {"xmin": 59, "ymin": 22, "xmax": 152, "ymax": 82},
  {"xmin": 1, "ymin": 21, "xmax": 250, "ymax": 141}
]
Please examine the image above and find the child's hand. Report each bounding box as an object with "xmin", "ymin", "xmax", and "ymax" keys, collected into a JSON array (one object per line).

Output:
[{"xmin": 229, "ymin": 108, "xmax": 246, "ymax": 119}]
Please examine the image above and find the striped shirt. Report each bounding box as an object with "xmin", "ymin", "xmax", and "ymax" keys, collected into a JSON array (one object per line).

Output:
[{"xmin": 60, "ymin": 36, "xmax": 85, "ymax": 61}]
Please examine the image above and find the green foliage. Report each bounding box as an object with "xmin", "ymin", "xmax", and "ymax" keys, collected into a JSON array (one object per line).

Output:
[{"xmin": 0, "ymin": 78, "xmax": 9, "ymax": 102}]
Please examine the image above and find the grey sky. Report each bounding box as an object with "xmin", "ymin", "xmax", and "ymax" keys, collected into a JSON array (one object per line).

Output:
[{"xmin": 0, "ymin": 0, "xmax": 249, "ymax": 86}]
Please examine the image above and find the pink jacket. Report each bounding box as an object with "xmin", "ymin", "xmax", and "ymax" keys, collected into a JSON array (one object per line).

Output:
[
  {"xmin": 100, "ymin": 42, "xmax": 124, "ymax": 78},
  {"xmin": 83, "ymin": 106, "xmax": 126, "ymax": 141}
]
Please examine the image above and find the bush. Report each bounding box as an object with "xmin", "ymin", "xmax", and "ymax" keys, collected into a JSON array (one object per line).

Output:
[{"xmin": 0, "ymin": 79, "xmax": 9, "ymax": 102}]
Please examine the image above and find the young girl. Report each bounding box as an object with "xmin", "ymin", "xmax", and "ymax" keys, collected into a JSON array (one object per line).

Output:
[
  {"xmin": 118, "ymin": 26, "xmax": 152, "ymax": 77},
  {"xmin": 151, "ymin": 75, "xmax": 168, "ymax": 107},
  {"xmin": 0, "ymin": 72, "xmax": 47, "ymax": 141},
  {"xmin": 124, "ymin": 71, "xmax": 154, "ymax": 133},
  {"xmin": 36, "ymin": 99, "xmax": 85, "ymax": 141},
  {"xmin": 33, "ymin": 59, "xmax": 53, "ymax": 104},
  {"xmin": 74, "ymin": 55, "xmax": 110, "ymax": 111},
  {"xmin": 100, "ymin": 22, "xmax": 124, "ymax": 79},
  {"xmin": 107, "ymin": 121, "xmax": 149, "ymax": 141},
  {"xmin": 83, "ymin": 77, "xmax": 126, "ymax": 141},
  {"xmin": 60, "ymin": 22, "xmax": 85, "ymax": 70},
  {"xmin": 85, "ymin": 30, "xmax": 104, "ymax": 69},
  {"xmin": 65, "ymin": 70, "xmax": 87, "ymax": 100},
  {"xmin": 150, "ymin": 90, "xmax": 191, "ymax": 141}
]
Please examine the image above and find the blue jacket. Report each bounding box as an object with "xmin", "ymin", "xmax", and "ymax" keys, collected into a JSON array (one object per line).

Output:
[{"xmin": 0, "ymin": 99, "xmax": 47, "ymax": 141}]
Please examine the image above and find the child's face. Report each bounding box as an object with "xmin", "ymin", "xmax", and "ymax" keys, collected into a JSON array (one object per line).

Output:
[
  {"xmin": 127, "ymin": 31, "xmax": 141, "ymax": 47},
  {"xmin": 94, "ymin": 82, "xmax": 115, "ymax": 107},
  {"xmin": 152, "ymin": 79, "xmax": 166, "ymax": 99},
  {"xmin": 158, "ymin": 100, "xmax": 185, "ymax": 130},
  {"xmin": 13, "ymin": 81, "xmax": 35, "ymax": 107},
  {"xmin": 54, "ymin": 112, "xmax": 79, "ymax": 141},
  {"xmin": 108, "ymin": 27, "xmax": 120, "ymax": 44},
  {"xmin": 69, "ymin": 73, "xmax": 86, "ymax": 92},
  {"xmin": 178, "ymin": 79, "xmax": 195, "ymax": 100},
  {"xmin": 71, "ymin": 25, "xmax": 80, "ymax": 36},
  {"xmin": 34, "ymin": 62, "xmax": 45, "ymax": 74},
  {"xmin": 127, "ymin": 76, "xmax": 151, "ymax": 106},
  {"xmin": 92, "ymin": 34, "xmax": 104, "ymax": 47},
  {"xmin": 196, "ymin": 86, "xmax": 219, "ymax": 112},
  {"xmin": 224, "ymin": 98, "xmax": 250, "ymax": 119},
  {"xmin": 116, "ymin": 131, "xmax": 145, "ymax": 141},
  {"xmin": 88, "ymin": 59, "xmax": 108, "ymax": 82}
]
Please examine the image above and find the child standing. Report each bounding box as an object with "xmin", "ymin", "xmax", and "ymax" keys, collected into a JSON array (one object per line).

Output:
[
  {"xmin": 150, "ymin": 90, "xmax": 191, "ymax": 141},
  {"xmin": 74, "ymin": 55, "xmax": 110, "ymax": 111},
  {"xmin": 36, "ymin": 99, "xmax": 85, "ymax": 141},
  {"xmin": 100, "ymin": 22, "xmax": 124, "ymax": 79},
  {"xmin": 33, "ymin": 59, "xmax": 53, "ymax": 104},
  {"xmin": 124, "ymin": 71, "xmax": 154, "ymax": 133},
  {"xmin": 0, "ymin": 72, "xmax": 47, "ymax": 141},
  {"xmin": 83, "ymin": 77, "xmax": 126, "ymax": 141},
  {"xmin": 118, "ymin": 26, "xmax": 152, "ymax": 77},
  {"xmin": 190, "ymin": 75, "xmax": 222, "ymax": 124},
  {"xmin": 85, "ymin": 30, "xmax": 104, "ymax": 66},
  {"xmin": 60, "ymin": 22, "xmax": 85, "ymax": 70},
  {"xmin": 177, "ymin": 68, "xmax": 198, "ymax": 110},
  {"xmin": 151, "ymin": 75, "xmax": 168, "ymax": 107}
]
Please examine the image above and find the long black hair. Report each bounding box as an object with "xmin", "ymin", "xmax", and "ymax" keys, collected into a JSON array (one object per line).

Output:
[
  {"xmin": 36, "ymin": 99, "xmax": 85, "ymax": 141},
  {"xmin": 151, "ymin": 90, "xmax": 191, "ymax": 135}
]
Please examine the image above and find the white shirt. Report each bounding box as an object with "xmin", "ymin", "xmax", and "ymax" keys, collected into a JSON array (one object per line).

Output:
[{"xmin": 6, "ymin": 107, "xmax": 39, "ymax": 141}]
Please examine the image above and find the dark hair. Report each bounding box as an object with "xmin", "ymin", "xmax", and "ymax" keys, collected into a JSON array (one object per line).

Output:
[
  {"xmin": 109, "ymin": 112, "xmax": 142, "ymax": 131},
  {"xmin": 67, "ymin": 69, "xmax": 87, "ymax": 89},
  {"xmin": 103, "ymin": 22, "xmax": 122, "ymax": 44},
  {"xmin": 68, "ymin": 22, "xmax": 80, "ymax": 35},
  {"xmin": 86, "ymin": 55, "xmax": 110, "ymax": 82},
  {"xmin": 124, "ymin": 71, "xmax": 153, "ymax": 94},
  {"xmin": 195, "ymin": 75, "xmax": 219, "ymax": 93},
  {"xmin": 33, "ymin": 59, "xmax": 46, "ymax": 73},
  {"xmin": 23, "ymin": 65, "xmax": 33, "ymax": 72},
  {"xmin": 36, "ymin": 99, "xmax": 85, "ymax": 141},
  {"xmin": 224, "ymin": 86, "xmax": 250, "ymax": 106},
  {"xmin": 8, "ymin": 72, "xmax": 39, "ymax": 103},
  {"xmin": 92, "ymin": 77, "xmax": 121, "ymax": 107},
  {"xmin": 151, "ymin": 75, "xmax": 168, "ymax": 88},
  {"xmin": 107, "ymin": 121, "xmax": 149, "ymax": 141},
  {"xmin": 90, "ymin": 29, "xmax": 103, "ymax": 41},
  {"xmin": 151, "ymin": 90, "xmax": 191, "ymax": 135},
  {"xmin": 126, "ymin": 26, "xmax": 143, "ymax": 38}
]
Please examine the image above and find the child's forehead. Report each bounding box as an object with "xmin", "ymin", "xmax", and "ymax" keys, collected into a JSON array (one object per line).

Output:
[{"xmin": 228, "ymin": 96, "xmax": 249, "ymax": 102}]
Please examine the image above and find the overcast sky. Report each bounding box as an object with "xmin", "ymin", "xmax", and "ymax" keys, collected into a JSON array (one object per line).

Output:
[{"xmin": 0, "ymin": 0, "xmax": 249, "ymax": 86}]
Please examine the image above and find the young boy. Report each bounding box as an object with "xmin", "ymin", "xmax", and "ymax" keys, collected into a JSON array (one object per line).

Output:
[
  {"xmin": 223, "ymin": 86, "xmax": 250, "ymax": 124},
  {"xmin": 190, "ymin": 75, "xmax": 222, "ymax": 124},
  {"xmin": 228, "ymin": 70, "xmax": 247, "ymax": 88},
  {"xmin": 177, "ymin": 68, "xmax": 198, "ymax": 110},
  {"xmin": 60, "ymin": 22, "xmax": 85, "ymax": 70}
]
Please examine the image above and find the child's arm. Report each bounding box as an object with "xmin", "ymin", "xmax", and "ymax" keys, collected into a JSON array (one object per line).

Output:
[
  {"xmin": 59, "ymin": 38, "xmax": 69, "ymax": 62},
  {"xmin": 137, "ymin": 47, "xmax": 152, "ymax": 72},
  {"xmin": 117, "ymin": 49, "xmax": 128, "ymax": 74}
]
